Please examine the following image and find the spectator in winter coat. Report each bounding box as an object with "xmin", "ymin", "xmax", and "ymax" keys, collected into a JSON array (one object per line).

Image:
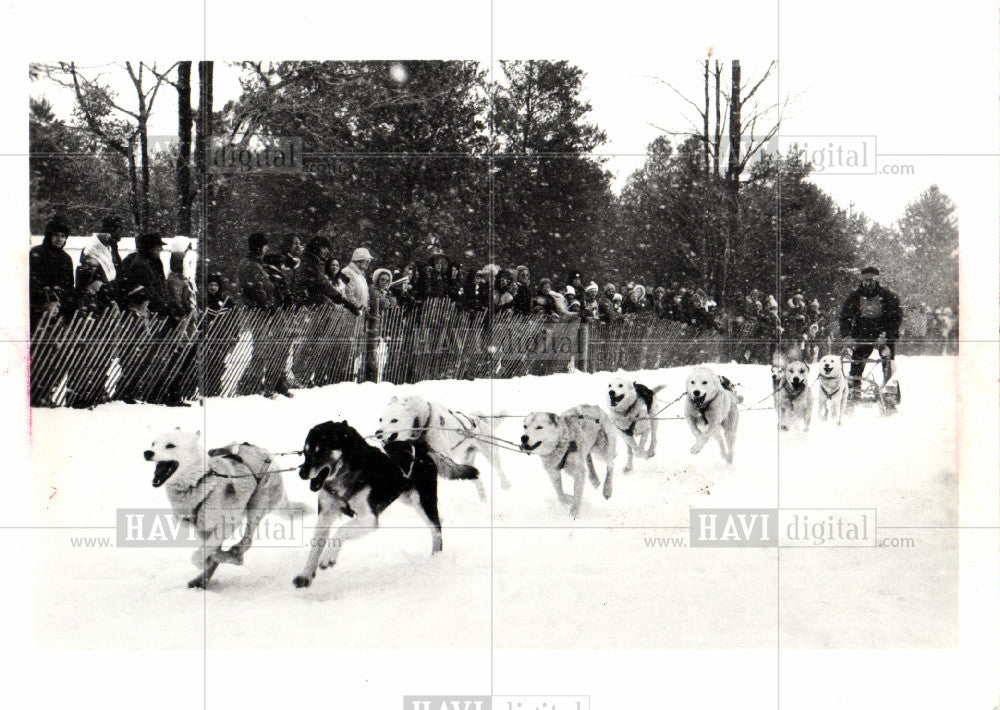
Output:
[
  {"xmin": 370, "ymin": 268, "xmax": 399, "ymax": 311},
  {"xmin": 622, "ymin": 284, "xmax": 647, "ymax": 317},
  {"xmin": 205, "ymin": 272, "xmax": 231, "ymax": 312},
  {"xmin": 29, "ymin": 216, "xmax": 74, "ymax": 329},
  {"xmin": 494, "ymin": 268, "xmax": 518, "ymax": 312},
  {"xmin": 338, "ymin": 247, "xmax": 373, "ymax": 313},
  {"xmin": 597, "ymin": 283, "xmax": 623, "ymax": 322},
  {"xmin": 512, "ymin": 265, "xmax": 533, "ymax": 315},
  {"xmin": 581, "ymin": 282, "xmax": 600, "ymax": 320},
  {"xmin": 119, "ymin": 232, "xmax": 170, "ymax": 319},
  {"xmin": 236, "ymin": 232, "xmax": 277, "ymax": 308},
  {"xmin": 294, "ymin": 237, "xmax": 361, "ymax": 313},
  {"xmin": 75, "ymin": 232, "xmax": 120, "ymax": 313},
  {"xmin": 564, "ymin": 285, "xmax": 582, "ymax": 314},
  {"xmin": 263, "ymin": 234, "xmax": 302, "ymax": 306},
  {"xmin": 166, "ymin": 247, "xmax": 196, "ymax": 321},
  {"xmin": 537, "ymin": 278, "xmax": 573, "ymax": 319},
  {"xmin": 839, "ymin": 266, "xmax": 903, "ymax": 393}
]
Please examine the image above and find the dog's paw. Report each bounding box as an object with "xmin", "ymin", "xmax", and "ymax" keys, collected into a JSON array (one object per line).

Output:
[
  {"xmin": 569, "ymin": 505, "xmax": 581, "ymax": 518},
  {"xmin": 645, "ymin": 448, "xmax": 656, "ymax": 459},
  {"xmin": 318, "ymin": 556, "xmax": 337, "ymax": 570},
  {"xmin": 690, "ymin": 443, "xmax": 703, "ymax": 455},
  {"xmin": 602, "ymin": 482, "xmax": 613, "ymax": 500},
  {"xmin": 187, "ymin": 576, "xmax": 208, "ymax": 589},
  {"xmin": 499, "ymin": 478, "xmax": 511, "ymax": 490},
  {"xmin": 292, "ymin": 574, "xmax": 314, "ymax": 588}
]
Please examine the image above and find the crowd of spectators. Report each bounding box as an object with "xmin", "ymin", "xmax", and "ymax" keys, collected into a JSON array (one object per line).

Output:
[{"xmin": 30, "ymin": 218, "xmax": 959, "ymax": 363}]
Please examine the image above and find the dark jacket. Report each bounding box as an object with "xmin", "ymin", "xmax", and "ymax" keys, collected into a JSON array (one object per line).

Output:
[
  {"xmin": 118, "ymin": 249, "xmax": 170, "ymax": 318},
  {"xmin": 237, "ymin": 256, "xmax": 277, "ymax": 308},
  {"xmin": 839, "ymin": 284, "xmax": 903, "ymax": 340},
  {"xmin": 294, "ymin": 251, "xmax": 359, "ymax": 313},
  {"xmin": 29, "ymin": 235, "xmax": 74, "ymax": 319}
]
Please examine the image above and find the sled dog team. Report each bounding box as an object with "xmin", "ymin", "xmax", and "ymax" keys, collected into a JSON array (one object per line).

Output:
[{"xmin": 143, "ymin": 358, "xmax": 851, "ymax": 589}]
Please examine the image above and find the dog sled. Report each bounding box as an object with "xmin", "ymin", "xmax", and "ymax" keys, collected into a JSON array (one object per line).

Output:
[{"xmin": 847, "ymin": 346, "xmax": 900, "ymax": 416}]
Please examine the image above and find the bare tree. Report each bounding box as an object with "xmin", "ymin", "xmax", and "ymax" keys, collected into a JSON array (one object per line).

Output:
[{"xmin": 38, "ymin": 61, "xmax": 175, "ymax": 231}]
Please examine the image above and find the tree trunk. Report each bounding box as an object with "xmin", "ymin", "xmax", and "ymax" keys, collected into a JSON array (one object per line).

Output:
[
  {"xmin": 703, "ymin": 59, "xmax": 710, "ymax": 177},
  {"xmin": 713, "ymin": 60, "xmax": 722, "ymax": 176},
  {"xmin": 196, "ymin": 61, "xmax": 214, "ymax": 244},
  {"xmin": 138, "ymin": 113, "xmax": 151, "ymax": 231},
  {"xmin": 127, "ymin": 139, "xmax": 141, "ymax": 232},
  {"xmin": 176, "ymin": 61, "xmax": 193, "ymax": 236},
  {"xmin": 722, "ymin": 60, "xmax": 743, "ymax": 305}
]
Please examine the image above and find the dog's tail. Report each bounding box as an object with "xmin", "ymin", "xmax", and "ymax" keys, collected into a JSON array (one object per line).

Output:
[
  {"xmin": 429, "ymin": 452, "xmax": 480, "ymax": 481},
  {"xmin": 651, "ymin": 384, "xmax": 669, "ymax": 394},
  {"xmin": 719, "ymin": 375, "xmax": 745, "ymax": 404}
]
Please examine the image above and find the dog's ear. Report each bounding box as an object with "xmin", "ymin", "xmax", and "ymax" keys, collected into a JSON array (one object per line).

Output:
[
  {"xmin": 194, "ymin": 430, "xmax": 201, "ymax": 437},
  {"xmin": 547, "ymin": 412, "xmax": 558, "ymax": 425},
  {"xmin": 389, "ymin": 395, "xmax": 397, "ymax": 403},
  {"xmin": 412, "ymin": 416, "xmax": 421, "ymax": 430}
]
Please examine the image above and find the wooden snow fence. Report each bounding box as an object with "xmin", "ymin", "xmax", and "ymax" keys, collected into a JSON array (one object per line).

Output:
[{"xmin": 29, "ymin": 299, "xmax": 752, "ymax": 407}]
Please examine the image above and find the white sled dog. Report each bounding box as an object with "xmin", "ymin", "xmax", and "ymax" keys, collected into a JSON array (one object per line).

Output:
[
  {"xmin": 774, "ymin": 359, "xmax": 814, "ymax": 432},
  {"xmin": 375, "ymin": 394, "xmax": 511, "ymax": 499},
  {"xmin": 144, "ymin": 428, "xmax": 309, "ymax": 588},
  {"xmin": 815, "ymin": 353, "xmax": 849, "ymax": 425},
  {"xmin": 520, "ymin": 404, "xmax": 618, "ymax": 517},
  {"xmin": 683, "ymin": 365, "xmax": 742, "ymax": 464}
]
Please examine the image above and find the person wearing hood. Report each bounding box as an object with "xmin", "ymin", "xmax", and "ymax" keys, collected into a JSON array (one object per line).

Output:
[
  {"xmin": 564, "ymin": 284, "xmax": 582, "ymax": 314},
  {"xmin": 75, "ymin": 230, "xmax": 122, "ymax": 313},
  {"xmin": 622, "ymin": 284, "xmax": 647, "ymax": 317},
  {"xmin": 370, "ymin": 267, "xmax": 398, "ymax": 311},
  {"xmin": 119, "ymin": 232, "xmax": 170, "ymax": 319},
  {"xmin": 840, "ymin": 266, "xmax": 902, "ymax": 397},
  {"xmin": 512, "ymin": 265, "xmax": 533, "ymax": 315},
  {"xmin": 337, "ymin": 246, "xmax": 373, "ymax": 313},
  {"xmin": 237, "ymin": 232, "xmax": 277, "ymax": 308},
  {"xmin": 294, "ymin": 236, "xmax": 361, "ymax": 313},
  {"xmin": 30, "ymin": 217, "xmax": 75, "ymax": 328}
]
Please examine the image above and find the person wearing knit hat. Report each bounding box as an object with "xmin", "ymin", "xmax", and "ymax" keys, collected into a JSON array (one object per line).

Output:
[
  {"xmin": 370, "ymin": 267, "xmax": 398, "ymax": 311},
  {"xmin": 840, "ymin": 264, "xmax": 902, "ymax": 407},
  {"xmin": 584, "ymin": 281, "xmax": 599, "ymax": 295}
]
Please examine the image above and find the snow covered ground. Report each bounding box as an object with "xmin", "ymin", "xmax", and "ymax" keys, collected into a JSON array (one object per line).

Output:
[{"xmin": 32, "ymin": 356, "xmax": 957, "ymax": 649}]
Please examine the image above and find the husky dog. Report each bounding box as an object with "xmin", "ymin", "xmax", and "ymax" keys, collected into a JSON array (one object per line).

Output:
[
  {"xmin": 607, "ymin": 376, "xmax": 667, "ymax": 472},
  {"xmin": 520, "ymin": 404, "xmax": 618, "ymax": 517},
  {"xmin": 144, "ymin": 428, "xmax": 308, "ymax": 588},
  {"xmin": 375, "ymin": 394, "xmax": 510, "ymax": 499},
  {"xmin": 774, "ymin": 360, "xmax": 814, "ymax": 432},
  {"xmin": 683, "ymin": 366, "xmax": 742, "ymax": 464},
  {"xmin": 293, "ymin": 420, "xmax": 478, "ymax": 588},
  {"xmin": 816, "ymin": 354, "xmax": 849, "ymax": 425}
]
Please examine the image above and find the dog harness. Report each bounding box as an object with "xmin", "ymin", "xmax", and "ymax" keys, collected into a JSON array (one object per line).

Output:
[{"xmin": 554, "ymin": 439, "xmax": 579, "ymax": 470}]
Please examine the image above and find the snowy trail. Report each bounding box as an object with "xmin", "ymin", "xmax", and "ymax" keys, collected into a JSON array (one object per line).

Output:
[{"xmin": 32, "ymin": 357, "xmax": 957, "ymax": 649}]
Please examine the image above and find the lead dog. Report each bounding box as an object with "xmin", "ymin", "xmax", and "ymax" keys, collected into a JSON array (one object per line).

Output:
[
  {"xmin": 376, "ymin": 395, "xmax": 510, "ymax": 500},
  {"xmin": 774, "ymin": 359, "xmax": 814, "ymax": 432},
  {"xmin": 293, "ymin": 420, "xmax": 478, "ymax": 588},
  {"xmin": 144, "ymin": 428, "xmax": 309, "ymax": 588},
  {"xmin": 607, "ymin": 376, "xmax": 667, "ymax": 472},
  {"xmin": 683, "ymin": 366, "xmax": 742, "ymax": 463},
  {"xmin": 520, "ymin": 404, "xmax": 618, "ymax": 517},
  {"xmin": 815, "ymin": 354, "xmax": 849, "ymax": 425}
]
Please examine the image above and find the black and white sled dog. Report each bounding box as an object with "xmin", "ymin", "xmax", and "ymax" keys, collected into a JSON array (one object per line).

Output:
[
  {"xmin": 144, "ymin": 428, "xmax": 309, "ymax": 588},
  {"xmin": 607, "ymin": 375, "xmax": 667, "ymax": 471},
  {"xmin": 293, "ymin": 420, "xmax": 479, "ymax": 588},
  {"xmin": 375, "ymin": 394, "xmax": 510, "ymax": 499}
]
